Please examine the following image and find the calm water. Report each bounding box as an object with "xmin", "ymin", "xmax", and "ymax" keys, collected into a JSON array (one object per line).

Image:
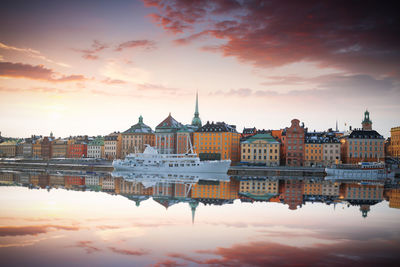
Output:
[{"xmin": 1, "ymin": 170, "xmax": 400, "ymax": 267}]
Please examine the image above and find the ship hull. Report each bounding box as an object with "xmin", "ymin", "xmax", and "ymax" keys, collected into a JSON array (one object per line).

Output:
[
  {"xmin": 113, "ymin": 160, "xmax": 231, "ymax": 174},
  {"xmin": 325, "ymin": 168, "xmax": 393, "ymax": 179}
]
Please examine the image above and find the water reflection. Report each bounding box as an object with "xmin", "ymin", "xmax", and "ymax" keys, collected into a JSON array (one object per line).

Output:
[
  {"xmin": 1, "ymin": 170, "xmax": 400, "ymax": 266},
  {"xmin": 1, "ymin": 170, "xmax": 398, "ymax": 218}
]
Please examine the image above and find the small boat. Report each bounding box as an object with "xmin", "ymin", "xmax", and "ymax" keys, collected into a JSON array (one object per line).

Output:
[{"xmin": 112, "ymin": 145, "xmax": 231, "ymax": 174}]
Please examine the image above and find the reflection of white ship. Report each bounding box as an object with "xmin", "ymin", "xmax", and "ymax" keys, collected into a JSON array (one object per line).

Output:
[
  {"xmin": 111, "ymin": 171, "xmax": 229, "ymax": 188},
  {"xmin": 325, "ymin": 162, "xmax": 394, "ymax": 179},
  {"xmin": 112, "ymin": 145, "xmax": 231, "ymax": 174}
]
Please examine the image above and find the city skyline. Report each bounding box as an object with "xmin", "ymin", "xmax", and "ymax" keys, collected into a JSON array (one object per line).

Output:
[{"xmin": 1, "ymin": 0, "xmax": 399, "ymax": 138}]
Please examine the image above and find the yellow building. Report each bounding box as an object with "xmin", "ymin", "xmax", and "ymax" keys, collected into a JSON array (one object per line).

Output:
[
  {"xmin": 194, "ymin": 122, "xmax": 240, "ymax": 162},
  {"xmin": 239, "ymin": 178, "xmax": 279, "ymax": 195},
  {"xmin": 240, "ymin": 133, "xmax": 280, "ymax": 166},
  {"xmin": 104, "ymin": 133, "xmax": 122, "ymax": 159},
  {"xmin": 0, "ymin": 140, "xmax": 18, "ymax": 157},
  {"xmin": 32, "ymin": 140, "xmax": 42, "ymax": 158},
  {"xmin": 52, "ymin": 139, "xmax": 68, "ymax": 158},
  {"xmin": 304, "ymin": 142, "xmax": 323, "ymax": 166},
  {"xmin": 390, "ymin": 126, "xmax": 400, "ymax": 158}
]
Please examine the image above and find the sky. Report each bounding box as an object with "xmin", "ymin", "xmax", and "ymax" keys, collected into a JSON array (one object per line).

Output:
[{"xmin": 0, "ymin": 0, "xmax": 399, "ymax": 138}]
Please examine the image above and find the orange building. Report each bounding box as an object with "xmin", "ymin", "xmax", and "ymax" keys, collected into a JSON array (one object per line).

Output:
[
  {"xmin": 303, "ymin": 180, "xmax": 322, "ymax": 196},
  {"xmin": 194, "ymin": 121, "xmax": 240, "ymax": 162},
  {"xmin": 389, "ymin": 126, "xmax": 400, "ymax": 158},
  {"xmin": 284, "ymin": 119, "xmax": 306, "ymax": 166},
  {"xmin": 67, "ymin": 143, "xmax": 87, "ymax": 158},
  {"xmin": 386, "ymin": 188, "xmax": 400, "ymax": 209}
]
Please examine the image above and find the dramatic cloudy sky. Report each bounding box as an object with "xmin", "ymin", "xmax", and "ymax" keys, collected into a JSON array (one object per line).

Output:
[{"xmin": 0, "ymin": 0, "xmax": 399, "ymax": 138}]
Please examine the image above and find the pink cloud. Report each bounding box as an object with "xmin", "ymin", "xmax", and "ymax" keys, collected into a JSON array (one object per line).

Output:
[
  {"xmin": 0, "ymin": 61, "xmax": 86, "ymax": 82},
  {"xmin": 115, "ymin": 40, "xmax": 156, "ymax": 51}
]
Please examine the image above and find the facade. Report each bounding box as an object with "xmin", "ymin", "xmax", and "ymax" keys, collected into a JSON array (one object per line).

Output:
[
  {"xmin": 340, "ymin": 111, "xmax": 384, "ymax": 164},
  {"xmin": 121, "ymin": 116, "xmax": 154, "ymax": 157},
  {"xmin": 284, "ymin": 119, "xmax": 305, "ymax": 166},
  {"xmin": 87, "ymin": 136, "xmax": 104, "ymax": 158},
  {"xmin": 154, "ymin": 114, "xmax": 182, "ymax": 154},
  {"xmin": 0, "ymin": 141, "xmax": 18, "ymax": 157},
  {"xmin": 194, "ymin": 121, "xmax": 240, "ymax": 162},
  {"xmin": 41, "ymin": 137, "xmax": 52, "ymax": 159},
  {"xmin": 303, "ymin": 180, "xmax": 322, "ymax": 196},
  {"xmin": 22, "ymin": 142, "xmax": 33, "ymax": 158},
  {"xmin": 281, "ymin": 179, "xmax": 304, "ymax": 210},
  {"xmin": 52, "ymin": 139, "xmax": 68, "ymax": 158},
  {"xmin": 67, "ymin": 142, "xmax": 88, "ymax": 158},
  {"xmin": 390, "ymin": 126, "xmax": 400, "ymax": 158},
  {"xmin": 32, "ymin": 140, "xmax": 42, "ymax": 158},
  {"xmin": 240, "ymin": 133, "xmax": 280, "ymax": 166},
  {"xmin": 104, "ymin": 133, "xmax": 122, "ymax": 160},
  {"xmin": 321, "ymin": 181, "xmax": 340, "ymax": 197},
  {"xmin": 304, "ymin": 133, "xmax": 323, "ymax": 167},
  {"xmin": 322, "ymin": 134, "xmax": 341, "ymax": 166}
]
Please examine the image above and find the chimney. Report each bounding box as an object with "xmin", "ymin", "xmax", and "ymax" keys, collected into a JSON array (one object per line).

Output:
[{"xmin": 349, "ymin": 126, "xmax": 352, "ymax": 131}]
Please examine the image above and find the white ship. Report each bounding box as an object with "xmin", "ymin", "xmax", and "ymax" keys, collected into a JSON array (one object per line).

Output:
[
  {"xmin": 112, "ymin": 145, "xmax": 231, "ymax": 174},
  {"xmin": 325, "ymin": 162, "xmax": 394, "ymax": 180}
]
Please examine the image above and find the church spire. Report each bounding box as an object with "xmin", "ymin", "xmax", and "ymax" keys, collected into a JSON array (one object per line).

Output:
[{"xmin": 191, "ymin": 91, "xmax": 202, "ymax": 127}]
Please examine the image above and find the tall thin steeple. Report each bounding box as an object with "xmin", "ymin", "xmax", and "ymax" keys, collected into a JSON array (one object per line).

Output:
[
  {"xmin": 335, "ymin": 120, "xmax": 338, "ymax": 132},
  {"xmin": 191, "ymin": 91, "xmax": 202, "ymax": 127}
]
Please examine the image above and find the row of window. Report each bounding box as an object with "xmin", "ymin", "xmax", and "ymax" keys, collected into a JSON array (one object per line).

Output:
[
  {"xmin": 349, "ymin": 140, "xmax": 383, "ymax": 145},
  {"xmin": 349, "ymin": 152, "xmax": 383, "ymax": 158},
  {"xmin": 349, "ymin": 146, "xmax": 382, "ymax": 151},
  {"xmin": 242, "ymin": 155, "xmax": 278, "ymax": 160}
]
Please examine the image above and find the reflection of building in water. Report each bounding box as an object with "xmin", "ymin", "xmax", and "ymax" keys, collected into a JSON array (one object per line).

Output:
[
  {"xmin": 152, "ymin": 181, "xmax": 194, "ymax": 209},
  {"xmin": 321, "ymin": 181, "xmax": 340, "ymax": 196},
  {"xmin": 239, "ymin": 178, "xmax": 278, "ymax": 195},
  {"xmin": 100, "ymin": 177, "xmax": 115, "ymax": 192},
  {"xmin": 0, "ymin": 172, "xmax": 15, "ymax": 184},
  {"xmin": 280, "ymin": 179, "xmax": 304, "ymax": 210},
  {"xmin": 385, "ymin": 188, "xmax": 400, "ymax": 209},
  {"xmin": 340, "ymin": 183, "xmax": 384, "ymax": 201},
  {"xmin": 238, "ymin": 178, "xmax": 279, "ymax": 202},
  {"xmin": 64, "ymin": 176, "xmax": 85, "ymax": 189},
  {"xmin": 340, "ymin": 182, "xmax": 384, "ymax": 218},
  {"xmin": 191, "ymin": 178, "xmax": 239, "ymax": 203},
  {"xmin": 303, "ymin": 180, "xmax": 322, "ymax": 196},
  {"xmin": 49, "ymin": 175, "xmax": 65, "ymax": 187}
]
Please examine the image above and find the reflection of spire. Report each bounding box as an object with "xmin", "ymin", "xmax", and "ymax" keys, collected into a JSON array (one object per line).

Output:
[
  {"xmin": 360, "ymin": 205, "xmax": 370, "ymax": 218},
  {"xmin": 189, "ymin": 201, "xmax": 199, "ymax": 224}
]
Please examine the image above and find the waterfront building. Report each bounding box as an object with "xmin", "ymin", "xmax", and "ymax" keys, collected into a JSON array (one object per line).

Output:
[
  {"xmin": 87, "ymin": 136, "xmax": 104, "ymax": 158},
  {"xmin": 121, "ymin": 116, "xmax": 154, "ymax": 157},
  {"xmin": 284, "ymin": 119, "xmax": 305, "ymax": 166},
  {"xmin": 52, "ymin": 139, "xmax": 68, "ymax": 158},
  {"xmin": 322, "ymin": 132, "xmax": 341, "ymax": 166},
  {"xmin": 41, "ymin": 137, "xmax": 52, "ymax": 159},
  {"xmin": 155, "ymin": 113, "xmax": 182, "ymax": 154},
  {"xmin": 194, "ymin": 121, "xmax": 240, "ymax": 162},
  {"xmin": 32, "ymin": 140, "xmax": 42, "ymax": 158},
  {"xmin": 104, "ymin": 133, "xmax": 122, "ymax": 159},
  {"xmin": 340, "ymin": 110, "xmax": 384, "ymax": 164},
  {"xmin": 67, "ymin": 140, "xmax": 88, "ymax": 158},
  {"xmin": 22, "ymin": 140, "xmax": 33, "ymax": 158},
  {"xmin": 241, "ymin": 127, "xmax": 257, "ymax": 139},
  {"xmin": 176, "ymin": 125, "xmax": 197, "ymax": 154},
  {"xmin": 390, "ymin": 126, "xmax": 400, "ymax": 158},
  {"xmin": 0, "ymin": 140, "xmax": 18, "ymax": 157},
  {"xmin": 304, "ymin": 133, "xmax": 323, "ymax": 167},
  {"xmin": 240, "ymin": 133, "xmax": 280, "ymax": 166}
]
